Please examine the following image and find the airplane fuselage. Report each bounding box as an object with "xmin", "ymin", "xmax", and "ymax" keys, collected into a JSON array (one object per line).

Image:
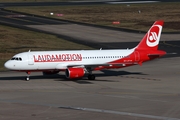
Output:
[
  {"xmin": 4, "ymin": 20, "xmax": 166, "ymax": 80},
  {"xmin": 5, "ymin": 49, "xmax": 136, "ymax": 71}
]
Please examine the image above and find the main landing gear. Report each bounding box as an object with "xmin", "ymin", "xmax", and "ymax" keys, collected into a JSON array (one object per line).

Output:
[
  {"xmin": 24, "ymin": 70, "xmax": 96, "ymax": 81},
  {"xmin": 25, "ymin": 71, "xmax": 31, "ymax": 81},
  {"xmin": 87, "ymin": 74, "xmax": 95, "ymax": 80},
  {"xmin": 86, "ymin": 67, "xmax": 96, "ymax": 80}
]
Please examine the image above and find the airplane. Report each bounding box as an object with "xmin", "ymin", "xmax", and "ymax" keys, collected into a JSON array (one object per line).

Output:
[{"xmin": 4, "ymin": 20, "xmax": 166, "ymax": 81}]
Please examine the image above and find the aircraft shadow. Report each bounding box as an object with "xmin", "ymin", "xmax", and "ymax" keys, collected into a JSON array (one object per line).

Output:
[
  {"xmin": 75, "ymin": 70, "xmax": 145, "ymax": 84},
  {"xmin": 0, "ymin": 70, "xmax": 145, "ymax": 84},
  {"xmin": 99, "ymin": 70, "xmax": 145, "ymax": 76},
  {"xmin": 0, "ymin": 74, "xmax": 63, "ymax": 81}
]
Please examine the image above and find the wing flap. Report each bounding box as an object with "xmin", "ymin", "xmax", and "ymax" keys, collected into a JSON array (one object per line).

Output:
[{"xmin": 66, "ymin": 62, "xmax": 137, "ymax": 68}]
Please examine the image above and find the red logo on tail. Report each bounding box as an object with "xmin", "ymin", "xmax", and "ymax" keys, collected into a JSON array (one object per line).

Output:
[{"xmin": 149, "ymin": 32, "xmax": 158, "ymax": 43}]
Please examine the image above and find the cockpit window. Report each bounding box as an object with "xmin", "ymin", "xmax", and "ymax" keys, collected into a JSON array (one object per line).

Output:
[
  {"xmin": 11, "ymin": 57, "xmax": 15, "ymax": 60},
  {"xmin": 11, "ymin": 57, "xmax": 22, "ymax": 61}
]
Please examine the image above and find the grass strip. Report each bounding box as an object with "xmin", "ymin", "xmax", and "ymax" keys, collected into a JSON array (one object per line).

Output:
[
  {"xmin": 0, "ymin": 25, "xmax": 92, "ymax": 71},
  {"xmin": 7, "ymin": 2, "xmax": 180, "ymax": 32}
]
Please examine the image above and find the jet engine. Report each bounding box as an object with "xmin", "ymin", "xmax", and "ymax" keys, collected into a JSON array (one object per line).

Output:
[{"xmin": 65, "ymin": 68, "xmax": 85, "ymax": 79}]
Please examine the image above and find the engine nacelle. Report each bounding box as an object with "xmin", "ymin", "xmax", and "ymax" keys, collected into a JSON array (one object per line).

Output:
[
  {"xmin": 65, "ymin": 68, "xmax": 85, "ymax": 79},
  {"xmin": 43, "ymin": 70, "xmax": 60, "ymax": 75}
]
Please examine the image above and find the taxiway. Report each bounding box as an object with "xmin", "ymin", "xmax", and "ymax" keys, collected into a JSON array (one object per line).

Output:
[
  {"xmin": 0, "ymin": 57, "xmax": 180, "ymax": 120},
  {"xmin": 0, "ymin": 1, "xmax": 180, "ymax": 119}
]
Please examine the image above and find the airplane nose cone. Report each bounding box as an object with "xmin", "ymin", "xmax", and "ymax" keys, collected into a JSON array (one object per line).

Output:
[{"xmin": 4, "ymin": 61, "xmax": 13, "ymax": 70}]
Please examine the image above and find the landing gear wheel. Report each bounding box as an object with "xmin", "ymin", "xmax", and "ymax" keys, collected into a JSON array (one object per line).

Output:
[
  {"xmin": 25, "ymin": 71, "xmax": 31, "ymax": 81},
  {"xmin": 25, "ymin": 77, "xmax": 30, "ymax": 81},
  {"xmin": 88, "ymin": 74, "xmax": 95, "ymax": 80}
]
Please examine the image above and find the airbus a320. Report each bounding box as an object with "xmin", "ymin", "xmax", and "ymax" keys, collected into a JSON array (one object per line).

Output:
[{"xmin": 4, "ymin": 20, "xmax": 166, "ymax": 81}]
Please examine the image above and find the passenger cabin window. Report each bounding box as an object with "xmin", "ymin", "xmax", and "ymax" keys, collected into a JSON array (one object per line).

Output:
[{"xmin": 82, "ymin": 56, "xmax": 124, "ymax": 60}]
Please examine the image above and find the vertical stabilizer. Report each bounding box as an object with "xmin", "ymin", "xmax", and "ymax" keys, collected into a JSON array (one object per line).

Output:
[{"xmin": 136, "ymin": 20, "xmax": 164, "ymax": 50}]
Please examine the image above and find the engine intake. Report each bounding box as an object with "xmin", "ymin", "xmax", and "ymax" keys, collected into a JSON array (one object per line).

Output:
[{"xmin": 65, "ymin": 68, "xmax": 85, "ymax": 79}]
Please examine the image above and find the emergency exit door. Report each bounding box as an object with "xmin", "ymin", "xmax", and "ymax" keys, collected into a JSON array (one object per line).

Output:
[{"xmin": 134, "ymin": 51, "xmax": 140, "ymax": 62}]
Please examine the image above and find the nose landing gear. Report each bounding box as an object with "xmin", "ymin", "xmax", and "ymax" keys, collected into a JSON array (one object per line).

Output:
[{"xmin": 25, "ymin": 71, "xmax": 31, "ymax": 81}]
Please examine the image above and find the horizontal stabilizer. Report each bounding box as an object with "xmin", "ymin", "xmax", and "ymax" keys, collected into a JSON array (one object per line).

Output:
[{"xmin": 148, "ymin": 54, "xmax": 161, "ymax": 60}]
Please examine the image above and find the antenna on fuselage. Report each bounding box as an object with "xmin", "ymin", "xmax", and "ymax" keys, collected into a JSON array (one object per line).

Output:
[
  {"xmin": 28, "ymin": 50, "xmax": 31, "ymax": 52},
  {"xmin": 100, "ymin": 48, "xmax": 102, "ymax": 50}
]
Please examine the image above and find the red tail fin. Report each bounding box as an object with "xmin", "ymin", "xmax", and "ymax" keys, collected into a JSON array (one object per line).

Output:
[{"xmin": 136, "ymin": 20, "xmax": 164, "ymax": 50}]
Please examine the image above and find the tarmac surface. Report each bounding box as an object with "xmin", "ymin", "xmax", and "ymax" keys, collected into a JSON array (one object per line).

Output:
[
  {"xmin": 0, "ymin": 57, "xmax": 180, "ymax": 120},
  {"xmin": 27, "ymin": 24, "xmax": 180, "ymax": 57},
  {"xmin": 0, "ymin": 0, "xmax": 178, "ymax": 7},
  {"xmin": 0, "ymin": 9, "xmax": 180, "ymax": 57},
  {"xmin": 0, "ymin": 2, "xmax": 180, "ymax": 120}
]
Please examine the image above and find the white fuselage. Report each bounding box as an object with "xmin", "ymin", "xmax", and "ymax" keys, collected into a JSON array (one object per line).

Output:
[
  {"xmin": 5, "ymin": 49, "xmax": 134, "ymax": 71},
  {"xmin": 4, "ymin": 20, "xmax": 166, "ymax": 80}
]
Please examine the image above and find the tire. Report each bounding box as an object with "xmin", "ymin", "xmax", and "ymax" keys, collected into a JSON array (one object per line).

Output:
[
  {"xmin": 25, "ymin": 77, "xmax": 30, "ymax": 81},
  {"xmin": 88, "ymin": 75, "xmax": 95, "ymax": 80}
]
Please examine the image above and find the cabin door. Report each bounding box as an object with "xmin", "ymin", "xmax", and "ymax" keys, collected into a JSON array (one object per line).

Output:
[{"xmin": 28, "ymin": 54, "xmax": 34, "ymax": 65}]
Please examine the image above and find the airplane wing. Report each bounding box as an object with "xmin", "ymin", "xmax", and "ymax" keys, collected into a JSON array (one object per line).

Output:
[{"xmin": 66, "ymin": 62, "xmax": 138, "ymax": 69}]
